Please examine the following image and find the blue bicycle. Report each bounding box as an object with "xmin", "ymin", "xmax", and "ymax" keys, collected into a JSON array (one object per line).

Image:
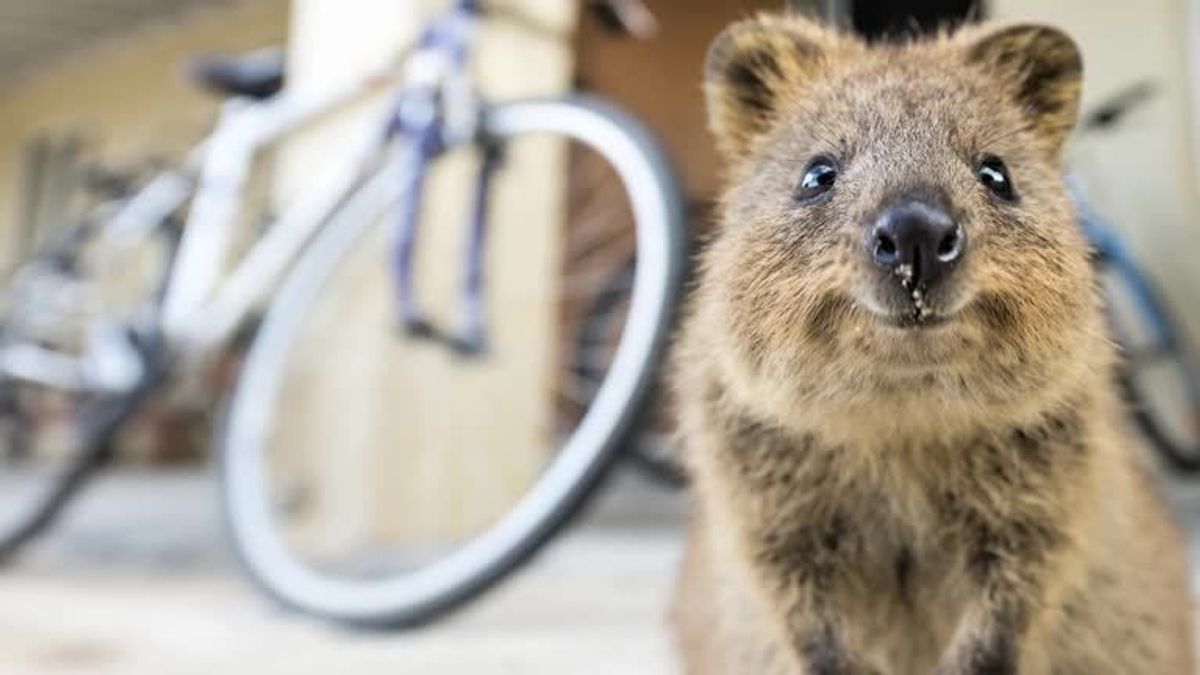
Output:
[{"xmin": 1072, "ymin": 82, "xmax": 1200, "ymax": 472}]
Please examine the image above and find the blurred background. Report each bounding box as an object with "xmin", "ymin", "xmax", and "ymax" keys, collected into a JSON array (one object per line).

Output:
[{"xmin": 0, "ymin": 0, "xmax": 1197, "ymax": 673}]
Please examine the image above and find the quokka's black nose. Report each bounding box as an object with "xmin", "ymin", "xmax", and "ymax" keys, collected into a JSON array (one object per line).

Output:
[{"xmin": 869, "ymin": 199, "xmax": 965, "ymax": 289}]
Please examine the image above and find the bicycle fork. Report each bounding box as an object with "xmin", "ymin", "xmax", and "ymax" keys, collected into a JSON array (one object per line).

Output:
[{"xmin": 390, "ymin": 122, "xmax": 501, "ymax": 357}]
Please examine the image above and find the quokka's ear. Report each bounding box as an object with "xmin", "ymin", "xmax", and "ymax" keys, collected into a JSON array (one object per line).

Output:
[
  {"xmin": 705, "ymin": 16, "xmax": 843, "ymax": 160},
  {"xmin": 964, "ymin": 23, "xmax": 1083, "ymax": 152}
]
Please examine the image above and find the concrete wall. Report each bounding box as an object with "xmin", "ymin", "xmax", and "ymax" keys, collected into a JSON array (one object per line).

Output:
[{"xmin": 0, "ymin": 0, "xmax": 290, "ymax": 264}]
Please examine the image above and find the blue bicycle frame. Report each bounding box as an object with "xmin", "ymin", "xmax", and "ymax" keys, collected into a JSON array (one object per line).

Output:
[
  {"xmin": 387, "ymin": 0, "xmax": 495, "ymax": 355},
  {"xmin": 1069, "ymin": 174, "xmax": 1178, "ymax": 352}
]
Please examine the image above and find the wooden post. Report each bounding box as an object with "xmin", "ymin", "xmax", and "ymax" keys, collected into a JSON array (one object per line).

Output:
[{"xmin": 276, "ymin": 0, "xmax": 576, "ymax": 555}]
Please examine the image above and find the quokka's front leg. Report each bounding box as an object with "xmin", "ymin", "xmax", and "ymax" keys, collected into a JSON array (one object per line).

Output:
[
  {"xmin": 934, "ymin": 502, "xmax": 1075, "ymax": 675},
  {"xmin": 935, "ymin": 598, "xmax": 1025, "ymax": 675},
  {"xmin": 714, "ymin": 420, "xmax": 880, "ymax": 674},
  {"xmin": 745, "ymin": 514, "xmax": 882, "ymax": 675}
]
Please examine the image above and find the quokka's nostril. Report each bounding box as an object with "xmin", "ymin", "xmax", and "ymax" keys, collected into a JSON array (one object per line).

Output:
[
  {"xmin": 937, "ymin": 226, "xmax": 963, "ymax": 262},
  {"xmin": 874, "ymin": 233, "xmax": 898, "ymax": 261},
  {"xmin": 937, "ymin": 232, "xmax": 956, "ymax": 256}
]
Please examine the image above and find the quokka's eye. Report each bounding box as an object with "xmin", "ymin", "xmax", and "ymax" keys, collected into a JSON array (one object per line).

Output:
[
  {"xmin": 795, "ymin": 156, "xmax": 839, "ymax": 202},
  {"xmin": 977, "ymin": 155, "xmax": 1017, "ymax": 202}
]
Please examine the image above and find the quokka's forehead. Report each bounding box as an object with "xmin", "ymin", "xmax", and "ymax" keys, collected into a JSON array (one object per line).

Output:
[
  {"xmin": 815, "ymin": 57, "xmax": 1003, "ymax": 112},
  {"xmin": 779, "ymin": 62, "xmax": 1026, "ymax": 149}
]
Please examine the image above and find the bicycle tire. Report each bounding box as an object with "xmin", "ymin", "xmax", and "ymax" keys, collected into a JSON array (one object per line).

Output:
[
  {"xmin": 0, "ymin": 403, "xmax": 108, "ymax": 561},
  {"xmin": 220, "ymin": 95, "xmax": 686, "ymax": 628},
  {"xmin": 0, "ymin": 358, "xmax": 165, "ymax": 561}
]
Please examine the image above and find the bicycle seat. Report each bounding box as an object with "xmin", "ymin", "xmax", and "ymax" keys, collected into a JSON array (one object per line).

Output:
[
  {"xmin": 188, "ymin": 49, "xmax": 285, "ymax": 100},
  {"xmin": 586, "ymin": 0, "xmax": 658, "ymax": 39}
]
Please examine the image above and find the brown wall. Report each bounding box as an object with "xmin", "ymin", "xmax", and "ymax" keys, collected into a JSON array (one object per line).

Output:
[{"xmin": 575, "ymin": 0, "xmax": 777, "ymax": 203}]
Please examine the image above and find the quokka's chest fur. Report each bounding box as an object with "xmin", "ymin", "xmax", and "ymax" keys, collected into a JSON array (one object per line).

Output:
[
  {"xmin": 676, "ymin": 369, "xmax": 1190, "ymax": 667},
  {"xmin": 696, "ymin": 383, "xmax": 1090, "ymax": 603}
]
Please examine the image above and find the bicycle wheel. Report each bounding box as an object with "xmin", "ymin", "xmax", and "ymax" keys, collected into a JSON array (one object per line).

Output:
[
  {"xmin": 0, "ymin": 379, "xmax": 84, "ymax": 559},
  {"xmin": 1099, "ymin": 255, "xmax": 1200, "ymax": 471},
  {"xmin": 220, "ymin": 95, "xmax": 685, "ymax": 627},
  {"xmin": 0, "ymin": 378, "xmax": 162, "ymax": 560}
]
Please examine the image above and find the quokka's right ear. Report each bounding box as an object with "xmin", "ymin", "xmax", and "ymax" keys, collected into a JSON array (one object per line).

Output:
[
  {"xmin": 705, "ymin": 15, "xmax": 844, "ymax": 160},
  {"xmin": 963, "ymin": 23, "xmax": 1083, "ymax": 154}
]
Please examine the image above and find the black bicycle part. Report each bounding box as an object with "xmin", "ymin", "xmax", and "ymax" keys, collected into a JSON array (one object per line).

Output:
[
  {"xmin": 572, "ymin": 256, "xmax": 687, "ymax": 487},
  {"xmin": 0, "ymin": 339, "xmax": 166, "ymax": 562},
  {"xmin": 189, "ymin": 50, "xmax": 286, "ymax": 101}
]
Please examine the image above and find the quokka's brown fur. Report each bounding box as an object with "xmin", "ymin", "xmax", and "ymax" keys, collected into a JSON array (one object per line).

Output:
[{"xmin": 671, "ymin": 14, "xmax": 1194, "ymax": 675}]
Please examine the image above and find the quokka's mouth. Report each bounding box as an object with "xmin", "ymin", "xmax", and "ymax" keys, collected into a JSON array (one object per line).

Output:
[
  {"xmin": 871, "ymin": 310, "xmax": 955, "ymax": 330},
  {"xmin": 860, "ymin": 279, "xmax": 969, "ymax": 331}
]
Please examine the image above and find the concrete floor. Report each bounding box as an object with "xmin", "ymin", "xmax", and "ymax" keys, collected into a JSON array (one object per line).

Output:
[
  {"xmin": 4, "ymin": 465, "xmax": 1200, "ymax": 674},
  {"xmin": 0, "ymin": 468, "xmax": 686, "ymax": 675}
]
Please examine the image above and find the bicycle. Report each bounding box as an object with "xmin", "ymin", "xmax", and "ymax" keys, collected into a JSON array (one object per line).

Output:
[
  {"xmin": 1071, "ymin": 82, "xmax": 1200, "ymax": 472},
  {"xmin": 604, "ymin": 81, "xmax": 1200, "ymax": 487},
  {"xmin": 0, "ymin": 0, "xmax": 685, "ymax": 628}
]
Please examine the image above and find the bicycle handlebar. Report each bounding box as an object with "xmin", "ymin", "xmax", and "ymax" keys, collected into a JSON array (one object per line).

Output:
[{"xmin": 1079, "ymin": 80, "xmax": 1157, "ymax": 135}]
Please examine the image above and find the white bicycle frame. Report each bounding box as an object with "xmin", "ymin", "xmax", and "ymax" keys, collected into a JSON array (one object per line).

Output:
[
  {"xmin": 0, "ymin": 65, "xmax": 419, "ymax": 393},
  {"xmin": 161, "ymin": 70, "xmax": 406, "ymax": 354}
]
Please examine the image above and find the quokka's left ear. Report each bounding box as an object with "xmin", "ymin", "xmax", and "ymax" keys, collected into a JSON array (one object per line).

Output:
[{"xmin": 964, "ymin": 23, "xmax": 1083, "ymax": 153}]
